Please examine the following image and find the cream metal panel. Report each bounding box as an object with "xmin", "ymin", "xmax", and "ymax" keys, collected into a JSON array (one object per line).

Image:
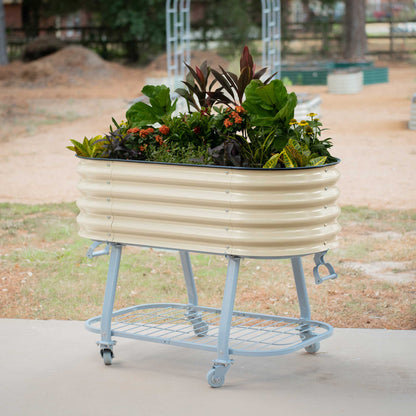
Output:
[{"xmin": 76, "ymin": 158, "xmax": 340, "ymax": 257}]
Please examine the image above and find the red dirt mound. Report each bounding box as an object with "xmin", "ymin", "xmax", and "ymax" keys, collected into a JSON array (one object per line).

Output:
[{"xmin": 0, "ymin": 46, "xmax": 118, "ymax": 88}]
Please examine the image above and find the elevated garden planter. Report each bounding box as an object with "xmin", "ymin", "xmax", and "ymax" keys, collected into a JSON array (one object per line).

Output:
[
  {"xmin": 77, "ymin": 158, "xmax": 340, "ymax": 256},
  {"xmin": 327, "ymin": 69, "xmax": 363, "ymax": 95},
  {"xmin": 78, "ymin": 157, "xmax": 341, "ymax": 387}
]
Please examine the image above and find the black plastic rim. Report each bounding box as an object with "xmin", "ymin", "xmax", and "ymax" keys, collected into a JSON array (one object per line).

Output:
[{"xmin": 76, "ymin": 155, "xmax": 341, "ymax": 171}]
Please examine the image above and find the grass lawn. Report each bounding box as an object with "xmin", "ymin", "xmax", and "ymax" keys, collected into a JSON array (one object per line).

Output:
[{"xmin": 0, "ymin": 202, "xmax": 415, "ymax": 329}]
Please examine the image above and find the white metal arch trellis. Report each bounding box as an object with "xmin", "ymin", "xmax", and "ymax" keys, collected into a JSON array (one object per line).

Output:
[
  {"xmin": 261, "ymin": 0, "xmax": 281, "ymax": 77},
  {"xmin": 166, "ymin": 0, "xmax": 281, "ymax": 88},
  {"xmin": 166, "ymin": 0, "xmax": 191, "ymax": 88}
]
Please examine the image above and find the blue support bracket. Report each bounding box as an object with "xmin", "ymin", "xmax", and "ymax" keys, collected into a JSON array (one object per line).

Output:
[
  {"xmin": 87, "ymin": 241, "xmax": 111, "ymax": 259},
  {"xmin": 313, "ymin": 251, "xmax": 338, "ymax": 284},
  {"xmin": 97, "ymin": 340, "xmax": 117, "ymax": 349}
]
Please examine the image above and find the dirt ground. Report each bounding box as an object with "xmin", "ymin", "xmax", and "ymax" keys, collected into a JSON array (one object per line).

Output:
[{"xmin": 0, "ymin": 45, "xmax": 415, "ymax": 209}]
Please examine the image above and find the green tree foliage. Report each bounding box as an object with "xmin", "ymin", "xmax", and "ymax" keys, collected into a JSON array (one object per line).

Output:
[
  {"xmin": 194, "ymin": 0, "xmax": 261, "ymax": 56},
  {"xmin": 0, "ymin": 0, "xmax": 8, "ymax": 65},
  {"xmin": 21, "ymin": 0, "xmax": 85, "ymax": 38},
  {"xmin": 19, "ymin": 0, "xmax": 166, "ymax": 62},
  {"xmin": 85, "ymin": 0, "xmax": 166, "ymax": 62}
]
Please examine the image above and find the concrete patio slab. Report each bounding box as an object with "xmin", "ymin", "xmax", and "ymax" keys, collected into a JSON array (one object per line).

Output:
[{"xmin": 1, "ymin": 319, "xmax": 415, "ymax": 416}]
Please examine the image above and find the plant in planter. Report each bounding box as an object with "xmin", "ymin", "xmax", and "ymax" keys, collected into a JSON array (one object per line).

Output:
[
  {"xmin": 69, "ymin": 46, "xmax": 340, "ymax": 258},
  {"xmin": 68, "ymin": 46, "xmax": 336, "ymax": 169}
]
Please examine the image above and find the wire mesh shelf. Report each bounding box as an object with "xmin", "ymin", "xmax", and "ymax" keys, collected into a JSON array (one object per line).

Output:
[{"xmin": 86, "ymin": 303, "xmax": 332, "ymax": 357}]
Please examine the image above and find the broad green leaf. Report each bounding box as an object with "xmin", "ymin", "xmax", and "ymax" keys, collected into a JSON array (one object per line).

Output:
[
  {"xmin": 243, "ymin": 79, "xmax": 297, "ymax": 127},
  {"xmin": 280, "ymin": 149, "xmax": 297, "ymax": 168},
  {"xmin": 255, "ymin": 79, "xmax": 288, "ymax": 108},
  {"xmin": 142, "ymin": 85, "xmax": 170, "ymax": 109},
  {"xmin": 263, "ymin": 152, "xmax": 281, "ymax": 168},
  {"xmin": 126, "ymin": 101, "xmax": 159, "ymax": 127},
  {"xmin": 274, "ymin": 92, "xmax": 297, "ymax": 125},
  {"xmin": 126, "ymin": 84, "xmax": 176, "ymax": 127},
  {"xmin": 309, "ymin": 156, "xmax": 327, "ymax": 166},
  {"xmin": 287, "ymin": 138, "xmax": 302, "ymax": 153}
]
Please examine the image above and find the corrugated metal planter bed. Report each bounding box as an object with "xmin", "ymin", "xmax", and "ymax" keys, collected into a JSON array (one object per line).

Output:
[
  {"xmin": 77, "ymin": 157, "xmax": 340, "ymax": 257},
  {"xmin": 78, "ymin": 157, "xmax": 341, "ymax": 387}
]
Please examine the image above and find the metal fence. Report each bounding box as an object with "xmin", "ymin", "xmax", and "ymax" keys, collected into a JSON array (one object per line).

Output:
[{"xmin": 6, "ymin": 19, "xmax": 416, "ymax": 62}]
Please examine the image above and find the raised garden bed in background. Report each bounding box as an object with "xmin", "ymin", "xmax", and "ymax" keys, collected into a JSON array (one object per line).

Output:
[{"xmin": 281, "ymin": 61, "xmax": 388, "ymax": 86}]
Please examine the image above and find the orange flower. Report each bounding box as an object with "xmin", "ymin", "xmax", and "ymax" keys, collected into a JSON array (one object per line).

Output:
[
  {"xmin": 159, "ymin": 125, "xmax": 170, "ymax": 135},
  {"xmin": 235, "ymin": 106, "xmax": 245, "ymax": 113},
  {"xmin": 229, "ymin": 110, "xmax": 243, "ymax": 124},
  {"xmin": 139, "ymin": 145, "xmax": 145, "ymax": 152},
  {"xmin": 155, "ymin": 135, "xmax": 164, "ymax": 145},
  {"xmin": 127, "ymin": 127, "xmax": 140, "ymax": 134},
  {"xmin": 234, "ymin": 115, "xmax": 243, "ymax": 124},
  {"xmin": 224, "ymin": 118, "xmax": 233, "ymax": 128},
  {"xmin": 139, "ymin": 127, "xmax": 155, "ymax": 138}
]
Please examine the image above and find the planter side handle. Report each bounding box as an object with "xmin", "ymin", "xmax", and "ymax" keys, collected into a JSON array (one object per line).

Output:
[
  {"xmin": 87, "ymin": 241, "xmax": 111, "ymax": 258},
  {"xmin": 313, "ymin": 251, "xmax": 338, "ymax": 284}
]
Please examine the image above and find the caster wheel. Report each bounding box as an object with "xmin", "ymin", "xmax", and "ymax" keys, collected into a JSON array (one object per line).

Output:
[
  {"xmin": 101, "ymin": 349, "xmax": 113, "ymax": 365},
  {"xmin": 305, "ymin": 342, "xmax": 320, "ymax": 354},
  {"xmin": 194, "ymin": 321, "xmax": 209, "ymax": 337},
  {"xmin": 207, "ymin": 369, "xmax": 225, "ymax": 388}
]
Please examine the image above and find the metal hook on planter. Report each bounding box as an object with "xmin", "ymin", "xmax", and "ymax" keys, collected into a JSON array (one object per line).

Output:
[
  {"xmin": 313, "ymin": 251, "xmax": 337, "ymax": 285},
  {"xmin": 87, "ymin": 241, "xmax": 111, "ymax": 258}
]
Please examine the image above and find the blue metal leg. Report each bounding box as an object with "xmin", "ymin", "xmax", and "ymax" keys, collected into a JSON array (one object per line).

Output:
[
  {"xmin": 291, "ymin": 256, "xmax": 320, "ymax": 353},
  {"xmin": 291, "ymin": 256, "xmax": 311, "ymax": 320},
  {"xmin": 207, "ymin": 255, "xmax": 240, "ymax": 387},
  {"xmin": 98, "ymin": 243, "xmax": 123, "ymax": 363},
  {"xmin": 180, "ymin": 250, "xmax": 198, "ymax": 305},
  {"xmin": 180, "ymin": 250, "xmax": 208, "ymax": 337}
]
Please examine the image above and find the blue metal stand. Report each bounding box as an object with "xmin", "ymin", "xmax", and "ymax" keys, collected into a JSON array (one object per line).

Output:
[
  {"xmin": 207, "ymin": 255, "xmax": 240, "ymax": 387},
  {"xmin": 180, "ymin": 250, "xmax": 209, "ymax": 336},
  {"xmin": 95, "ymin": 243, "xmax": 122, "ymax": 364},
  {"xmin": 85, "ymin": 243, "xmax": 337, "ymax": 385}
]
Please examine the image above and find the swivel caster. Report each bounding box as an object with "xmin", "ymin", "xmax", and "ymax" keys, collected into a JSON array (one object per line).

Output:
[
  {"xmin": 101, "ymin": 348, "xmax": 114, "ymax": 365},
  {"xmin": 193, "ymin": 321, "xmax": 209, "ymax": 337},
  {"xmin": 305, "ymin": 342, "xmax": 320, "ymax": 354},
  {"xmin": 186, "ymin": 310, "xmax": 209, "ymax": 337},
  {"xmin": 207, "ymin": 369, "xmax": 225, "ymax": 388}
]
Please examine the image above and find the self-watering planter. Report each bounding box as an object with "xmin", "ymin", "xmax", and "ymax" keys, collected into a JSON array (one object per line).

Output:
[{"xmin": 78, "ymin": 157, "xmax": 341, "ymax": 387}]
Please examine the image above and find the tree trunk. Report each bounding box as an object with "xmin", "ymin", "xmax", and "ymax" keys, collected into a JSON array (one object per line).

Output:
[
  {"xmin": 0, "ymin": 0, "xmax": 8, "ymax": 65},
  {"xmin": 343, "ymin": 0, "xmax": 367, "ymax": 60}
]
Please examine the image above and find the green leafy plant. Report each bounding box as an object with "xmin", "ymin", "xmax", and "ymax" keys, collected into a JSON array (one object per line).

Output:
[
  {"xmin": 262, "ymin": 114, "xmax": 335, "ymax": 168},
  {"xmin": 210, "ymin": 45, "xmax": 273, "ymax": 107},
  {"xmin": 126, "ymin": 85, "xmax": 177, "ymax": 127},
  {"xmin": 175, "ymin": 61, "xmax": 219, "ymax": 111},
  {"xmin": 67, "ymin": 136, "xmax": 105, "ymax": 158},
  {"xmin": 176, "ymin": 46, "xmax": 272, "ymax": 110},
  {"xmin": 264, "ymin": 138, "xmax": 327, "ymax": 169},
  {"xmin": 68, "ymin": 46, "xmax": 337, "ymax": 169},
  {"xmin": 289, "ymin": 114, "xmax": 335, "ymax": 160}
]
